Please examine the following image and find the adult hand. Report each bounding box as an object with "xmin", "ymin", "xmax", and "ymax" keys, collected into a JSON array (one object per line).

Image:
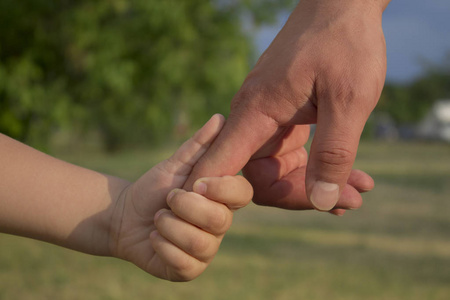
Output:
[{"xmin": 184, "ymin": 0, "xmax": 389, "ymax": 213}]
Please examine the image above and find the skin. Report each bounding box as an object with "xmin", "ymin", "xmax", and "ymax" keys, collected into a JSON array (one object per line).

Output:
[
  {"xmin": 184, "ymin": 0, "xmax": 391, "ymax": 215},
  {"xmin": 0, "ymin": 114, "xmax": 253, "ymax": 281}
]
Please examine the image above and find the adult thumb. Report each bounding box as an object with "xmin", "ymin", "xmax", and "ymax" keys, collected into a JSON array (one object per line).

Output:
[
  {"xmin": 183, "ymin": 111, "xmax": 277, "ymax": 191},
  {"xmin": 306, "ymin": 105, "xmax": 367, "ymax": 211}
]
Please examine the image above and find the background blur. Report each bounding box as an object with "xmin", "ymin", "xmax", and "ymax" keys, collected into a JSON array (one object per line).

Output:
[{"xmin": 0, "ymin": 1, "xmax": 449, "ymax": 299}]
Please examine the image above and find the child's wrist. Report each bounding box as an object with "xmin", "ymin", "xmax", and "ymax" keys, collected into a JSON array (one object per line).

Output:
[{"xmin": 105, "ymin": 178, "xmax": 132, "ymax": 258}]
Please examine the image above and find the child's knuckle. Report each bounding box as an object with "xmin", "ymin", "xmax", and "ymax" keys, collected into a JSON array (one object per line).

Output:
[
  {"xmin": 168, "ymin": 191, "xmax": 188, "ymax": 212},
  {"xmin": 154, "ymin": 211, "xmax": 170, "ymax": 229},
  {"xmin": 169, "ymin": 259, "xmax": 201, "ymax": 282},
  {"xmin": 206, "ymin": 207, "xmax": 231, "ymax": 234},
  {"xmin": 173, "ymin": 257, "xmax": 194, "ymax": 273},
  {"xmin": 186, "ymin": 234, "xmax": 210, "ymax": 255}
]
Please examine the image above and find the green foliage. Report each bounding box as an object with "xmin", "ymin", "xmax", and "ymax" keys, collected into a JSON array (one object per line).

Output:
[
  {"xmin": 377, "ymin": 53, "xmax": 450, "ymax": 125},
  {"xmin": 0, "ymin": 0, "xmax": 294, "ymax": 151}
]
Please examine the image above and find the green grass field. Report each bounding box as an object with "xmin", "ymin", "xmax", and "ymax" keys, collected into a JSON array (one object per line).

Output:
[{"xmin": 1, "ymin": 141, "xmax": 449, "ymax": 300}]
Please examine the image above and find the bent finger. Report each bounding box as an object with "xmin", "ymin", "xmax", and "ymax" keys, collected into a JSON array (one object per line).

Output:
[
  {"xmin": 154, "ymin": 209, "xmax": 221, "ymax": 262},
  {"xmin": 182, "ymin": 110, "xmax": 279, "ymax": 190},
  {"xmin": 166, "ymin": 190, "xmax": 233, "ymax": 235},
  {"xmin": 329, "ymin": 209, "xmax": 346, "ymax": 216},
  {"xmin": 192, "ymin": 175, "xmax": 254, "ymax": 210},
  {"xmin": 306, "ymin": 105, "xmax": 368, "ymax": 211},
  {"xmin": 150, "ymin": 230, "xmax": 206, "ymax": 282},
  {"xmin": 347, "ymin": 169, "xmax": 375, "ymax": 193},
  {"xmin": 244, "ymin": 155, "xmax": 366, "ymax": 210}
]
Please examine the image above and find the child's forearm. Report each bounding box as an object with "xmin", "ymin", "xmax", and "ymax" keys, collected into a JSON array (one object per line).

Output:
[{"xmin": 0, "ymin": 133, "xmax": 130, "ymax": 256}]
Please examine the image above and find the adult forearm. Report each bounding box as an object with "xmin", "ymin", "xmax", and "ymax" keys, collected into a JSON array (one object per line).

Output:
[
  {"xmin": 292, "ymin": 0, "xmax": 391, "ymax": 20},
  {"xmin": 0, "ymin": 134, "xmax": 130, "ymax": 255},
  {"xmin": 299, "ymin": 0, "xmax": 391, "ymax": 10}
]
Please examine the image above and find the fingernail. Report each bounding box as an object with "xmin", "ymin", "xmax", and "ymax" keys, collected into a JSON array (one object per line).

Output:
[
  {"xmin": 310, "ymin": 181, "xmax": 339, "ymax": 211},
  {"xmin": 331, "ymin": 210, "xmax": 346, "ymax": 216},
  {"xmin": 149, "ymin": 230, "xmax": 159, "ymax": 240},
  {"xmin": 154, "ymin": 209, "xmax": 164, "ymax": 222},
  {"xmin": 167, "ymin": 189, "xmax": 179, "ymax": 203},
  {"xmin": 193, "ymin": 180, "xmax": 207, "ymax": 195}
]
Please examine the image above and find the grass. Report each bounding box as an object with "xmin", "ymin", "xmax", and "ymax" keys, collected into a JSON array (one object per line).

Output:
[{"xmin": 1, "ymin": 141, "xmax": 449, "ymax": 299}]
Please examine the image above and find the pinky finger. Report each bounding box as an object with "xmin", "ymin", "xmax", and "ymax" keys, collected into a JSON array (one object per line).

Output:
[
  {"xmin": 329, "ymin": 208, "xmax": 346, "ymax": 216},
  {"xmin": 149, "ymin": 231, "xmax": 206, "ymax": 282}
]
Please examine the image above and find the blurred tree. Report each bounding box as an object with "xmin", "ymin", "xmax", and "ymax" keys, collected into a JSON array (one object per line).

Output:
[
  {"xmin": 377, "ymin": 52, "xmax": 450, "ymax": 125},
  {"xmin": 0, "ymin": 0, "xmax": 296, "ymax": 151},
  {"xmin": 0, "ymin": 1, "xmax": 73, "ymax": 149}
]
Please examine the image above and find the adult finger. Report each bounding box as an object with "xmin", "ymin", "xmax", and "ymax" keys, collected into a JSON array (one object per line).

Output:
[
  {"xmin": 244, "ymin": 151, "xmax": 368, "ymax": 210},
  {"xmin": 183, "ymin": 109, "xmax": 278, "ymax": 190},
  {"xmin": 329, "ymin": 209, "xmax": 347, "ymax": 216},
  {"xmin": 347, "ymin": 169, "xmax": 375, "ymax": 193},
  {"xmin": 306, "ymin": 98, "xmax": 369, "ymax": 211},
  {"xmin": 251, "ymin": 125, "xmax": 310, "ymax": 160}
]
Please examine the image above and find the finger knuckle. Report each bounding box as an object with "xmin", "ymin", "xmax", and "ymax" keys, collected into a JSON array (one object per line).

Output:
[
  {"xmin": 186, "ymin": 234, "xmax": 211, "ymax": 256},
  {"xmin": 169, "ymin": 258, "xmax": 199, "ymax": 282},
  {"xmin": 321, "ymin": 71, "xmax": 379, "ymax": 117},
  {"xmin": 316, "ymin": 146, "xmax": 354, "ymax": 169},
  {"xmin": 232, "ymin": 74, "xmax": 283, "ymax": 115},
  {"xmin": 230, "ymin": 78, "xmax": 258, "ymax": 112},
  {"xmin": 205, "ymin": 207, "xmax": 231, "ymax": 234},
  {"xmin": 167, "ymin": 191, "xmax": 188, "ymax": 213},
  {"xmin": 328, "ymin": 80, "xmax": 361, "ymax": 110},
  {"xmin": 154, "ymin": 211, "xmax": 172, "ymax": 229}
]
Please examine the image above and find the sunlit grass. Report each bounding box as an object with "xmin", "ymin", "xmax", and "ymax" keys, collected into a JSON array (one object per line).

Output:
[{"xmin": 1, "ymin": 141, "xmax": 449, "ymax": 299}]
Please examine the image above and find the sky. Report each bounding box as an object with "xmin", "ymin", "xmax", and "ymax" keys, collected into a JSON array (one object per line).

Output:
[{"xmin": 254, "ymin": 0, "xmax": 450, "ymax": 83}]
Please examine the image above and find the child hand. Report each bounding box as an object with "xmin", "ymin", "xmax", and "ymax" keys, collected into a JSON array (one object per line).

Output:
[
  {"xmin": 108, "ymin": 114, "xmax": 253, "ymax": 281},
  {"xmin": 150, "ymin": 175, "xmax": 252, "ymax": 281}
]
